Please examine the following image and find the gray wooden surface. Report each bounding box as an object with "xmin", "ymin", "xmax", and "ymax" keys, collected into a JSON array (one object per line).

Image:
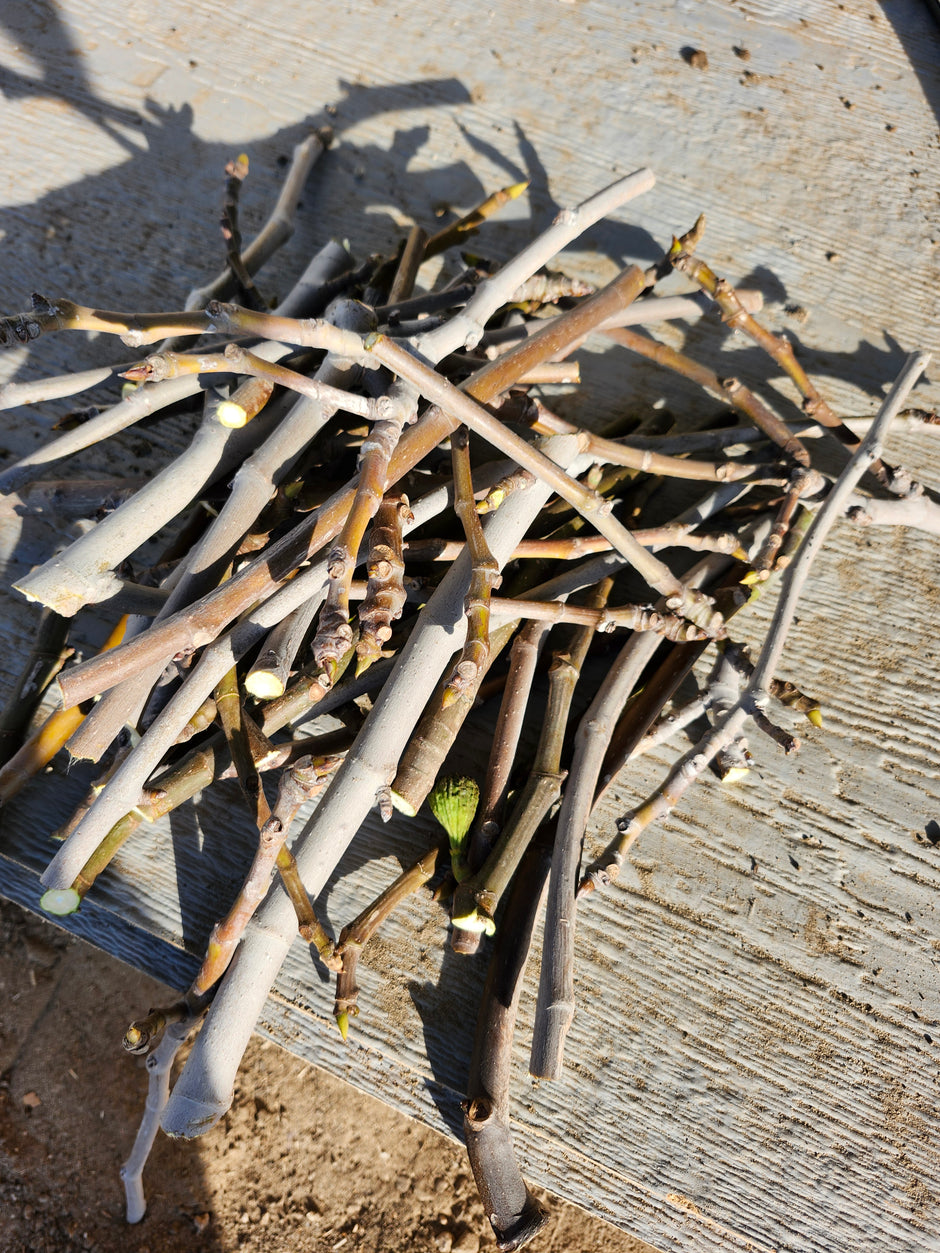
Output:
[{"xmin": 2, "ymin": 3, "xmax": 940, "ymax": 1251}]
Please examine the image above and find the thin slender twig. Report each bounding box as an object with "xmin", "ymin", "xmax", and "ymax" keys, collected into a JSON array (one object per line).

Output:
[
  {"xmin": 443, "ymin": 426, "xmax": 502, "ymax": 706},
  {"xmin": 332, "ymin": 841, "xmax": 443, "ymax": 1039}
]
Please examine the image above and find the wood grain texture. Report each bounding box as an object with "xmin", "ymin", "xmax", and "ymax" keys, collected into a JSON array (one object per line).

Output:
[{"xmin": 1, "ymin": 2, "xmax": 939, "ymax": 1250}]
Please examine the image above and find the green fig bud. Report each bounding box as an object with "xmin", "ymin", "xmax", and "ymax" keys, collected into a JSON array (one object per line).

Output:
[{"xmin": 428, "ymin": 775, "xmax": 479, "ymax": 882}]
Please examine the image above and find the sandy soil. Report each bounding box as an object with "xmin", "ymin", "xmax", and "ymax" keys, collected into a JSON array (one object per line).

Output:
[{"xmin": 0, "ymin": 897, "xmax": 658, "ymax": 1253}]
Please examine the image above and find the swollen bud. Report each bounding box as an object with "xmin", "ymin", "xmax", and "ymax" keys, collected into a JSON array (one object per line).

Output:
[{"xmin": 428, "ymin": 775, "xmax": 480, "ymax": 882}]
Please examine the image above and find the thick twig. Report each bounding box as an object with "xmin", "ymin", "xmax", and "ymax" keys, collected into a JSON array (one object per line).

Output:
[
  {"xmin": 191, "ymin": 755, "xmax": 338, "ymax": 996},
  {"xmin": 245, "ymin": 597, "xmax": 321, "ymax": 699},
  {"xmin": 120, "ymin": 1012, "xmax": 202, "ymax": 1223},
  {"xmin": 464, "ymin": 834, "xmax": 552, "ymax": 1251},
  {"xmin": 389, "ymin": 620, "xmax": 517, "ymax": 819}
]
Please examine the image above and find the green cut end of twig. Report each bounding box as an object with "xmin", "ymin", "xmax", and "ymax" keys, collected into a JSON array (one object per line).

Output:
[
  {"xmin": 389, "ymin": 789, "xmax": 419, "ymax": 818},
  {"xmin": 244, "ymin": 670, "xmax": 286, "ymax": 700},
  {"xmin": 39, "ymin": 887, "xmax": 82, "ymax": 916},
  {"xmin": 720, "ymin": 765, "xmax": 751, "ymax": 784},
  {"xmin": 451, "ymin": 906, "xmax": 496, "ymax": 936}
]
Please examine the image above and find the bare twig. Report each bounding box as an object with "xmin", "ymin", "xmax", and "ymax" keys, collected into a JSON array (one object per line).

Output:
[
  {"xmin": 332, "ymin": 842, "xmax": 443, "ymax": 1039},
  {"xmin": 464, "ymin": 834, "xmax": 552, "ymax": 1251}
]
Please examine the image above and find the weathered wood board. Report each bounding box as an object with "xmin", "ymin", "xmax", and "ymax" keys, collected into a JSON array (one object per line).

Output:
[{"xmin": 1, "ymin": 3, "xmax": 939, "ymax": 1251}]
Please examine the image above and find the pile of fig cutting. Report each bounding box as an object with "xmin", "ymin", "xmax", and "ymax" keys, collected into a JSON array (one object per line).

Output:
[{"xmin": 0, "ymin": 134, "xmax": 933, "ymax": 1249}]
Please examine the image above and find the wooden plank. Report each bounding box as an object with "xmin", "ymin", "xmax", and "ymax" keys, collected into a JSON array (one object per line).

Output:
[{"xmin": 1, "ymin": 2, "xmax": 939, "ymax": 1251}]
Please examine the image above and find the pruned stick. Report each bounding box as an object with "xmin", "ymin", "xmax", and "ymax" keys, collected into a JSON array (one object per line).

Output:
[
  {"xmin": 386, "ymin": 224, "xmax": 428, "ymax": 304},
  {"xmin": 489, "ymin": 596, "xmax": 709, "ymax": 641},
  {"xmin": 120, "ymin": 1013, "xmax": 201, "ymax": 1223},
  {"xmin": 311, "ymin": 380, "xmax": 415, "ymax": 685},
  {"xmin": 180, "ymin": 128, "xmax": 332, "ymax": 314},
  {"xmin": 464, "ymin": 833, "xmax": 552, "ymax": 1251},
  {"xmin": 245, "ymin": 597, "xmax": 321, "ymax": 699},
  {"xmin": 404, "ymin": 525, "xmax": 743, "ymax": 564},
  {"xmin": 12, "ymin": 372, "xmax": 283, "ymax": 614},
  {"xmin": 531, "ymin": 400, "xmax": 781, "ymax": 482},
  {"xmin": 220, "ymin": 153, "xmax": 265, "ymax": 311},
  {"xmin": 190, "ymin": 755, "xmax": 339, "ymax": 996},
  {"xmin": 389, "ymin": 619, "xmax": 518, "ymax": 819},
  {"xmin": 469, "ymin": 618, "xmax": 549, "ymax": 871},
  {"xmin": 528, "ymin": 626, "xmax": 661, "ymax": 1079},
  {"xmin": 332, "ymin": 841, "xmax": 443, "ymax": 1039},
  {"xmin": 443, "ymin": 425, "xmax": 502, "ymax": 706},
  {"xmin": 213, "ymin": 665, "xmax": 270, "ymax": 829},
  {"xmin": 666, "ymin": 220, "xmax": 913, "ymax": 493},
  {"xmin": 602, "ymin": 325, "xmax": 811, "ymax": 468},
  {"xmin": 424, "ymin": 179, "xmax": 529, "ymax": 258},
  {"xmin": 356, "ymin": 493, "xmax": 412, "ymax": 674},
  {"xmin": 125, "ymin": 343, "xmax": 377, "ymax": 419}
]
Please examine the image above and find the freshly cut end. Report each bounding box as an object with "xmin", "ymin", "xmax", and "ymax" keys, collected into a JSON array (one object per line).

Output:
[
  {"xmin": 720, "ymin": 765, "xmax": 751, "ymax": 785},
  {"xmin": 451, "ymin": 906, "xmax": 496, "ymax": 936},
  {"xmin": 39, "ymin": 886, "xmax": 82, "ymax": 916},
  {"xmin": 389, "ymin": 789, "xmax": 418, "ymax": 818},
  {"xmin": 215, "ymin": 400, "xmax": 249, "ymax": 428},
  {"xmin": 244, "ymin": 670, "xmax": 286, "ymax": 699}
]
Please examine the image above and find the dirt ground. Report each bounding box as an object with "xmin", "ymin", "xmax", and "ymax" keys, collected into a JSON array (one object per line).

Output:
[{"xmin": 0, "ymin": 897, "xmax": 659, "ymax": 1253}]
